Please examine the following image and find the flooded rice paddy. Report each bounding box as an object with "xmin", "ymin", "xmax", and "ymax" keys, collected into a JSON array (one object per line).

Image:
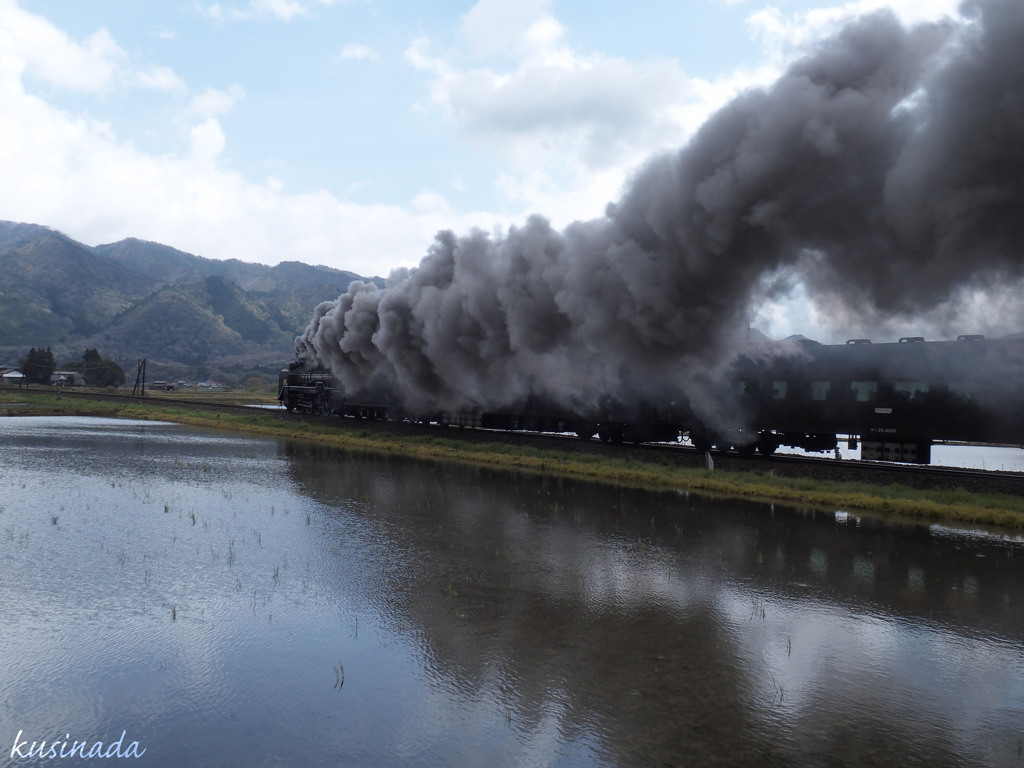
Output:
[{"xmin": 1, "ymin": 416, "xmax": 1023, "ymax": 767}]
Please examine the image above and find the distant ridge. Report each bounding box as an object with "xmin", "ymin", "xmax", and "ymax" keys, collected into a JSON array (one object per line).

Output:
[
  {"xmin": 0, "ymin": 220, "xmax": 382, "ymax": 380},
  {"xmin": 93, "ymin": 236, "xmax": 378, "ymax": 294}
]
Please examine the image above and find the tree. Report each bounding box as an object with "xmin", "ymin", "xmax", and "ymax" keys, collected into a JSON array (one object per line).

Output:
[
  {"xmin": 21, "ymin": 347, "xmax": 55, "ymax": 384},
  {"xmin": 242, "ymin": 374, "xmax": 269, "ymax": 393},
  {"xmin": 73, "ymin": 348, "xmax": 126, "ymax": 388}
]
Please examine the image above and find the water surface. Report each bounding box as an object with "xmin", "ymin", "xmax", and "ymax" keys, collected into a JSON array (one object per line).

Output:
[{"xmin": 1, "ymin": 416, "xmax": 1022, "ymax": 766}]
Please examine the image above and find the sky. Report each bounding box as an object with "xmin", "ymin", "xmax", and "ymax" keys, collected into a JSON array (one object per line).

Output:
[{"xmin": 1, "ymin": 0, "xmax": 964, "ymax": 336}]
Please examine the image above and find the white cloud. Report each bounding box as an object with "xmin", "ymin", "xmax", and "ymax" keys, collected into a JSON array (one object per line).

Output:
[
  {"xmin": 0, "ymin": 70, "xmax": 444, "ymax": 274},
  {"xmin": 336, "ymin": 43, "xmax": 379, "ymax": 62},
  {"xmin": 441, "ymin": 57, "xmax": 692, "ymax": 158},
  {"xmin": 198, "ymin": 4, "xmax": 223, "ymax": 21},
  {"xmin": 247, "ymin": 0, "xmax": 306, "ymax": 21},
  {"xmin": 0, "ymin": 2, "xmax": 123, "ymax": 91},
  {"xmin": 406, "ymin": 2, "xmax": 746, "ymax": 224},
  {"xmin": 189, "ymin": 117, "xmax": 227, "ymax": 162},
  {"xmin": 206, "ymin": 0, "xmax": 348, "ymax": 23},
  {"xmin": 0, "ymin": 2, "xmax": 190, "ymax": 98},
  {"xmin": 45, "ymin": 152, "xmax": 417, "ymax": 276},
  {"xmin": 134, "ymin": 65, "xmax": 187, "ymax": 92},
  {"xmin": 411, "ymin": 190, "xmax": 451, "ymax": 215},
  {"xmin": 405, "ymin": 35, "xmax": 450, "ymax": 80},
  {"xmin": 0, "ymin": 0, "xmax": 974, "ymax": 287},
  {"xmin": 406, "ymin": 0, "xmax": 966, "ymax": 227},
  {"xmin": 187, "ymin": 84, "xmax": 246, "ymax": 119},
  {"xmin": 458, "ymin": 0, "xmax": 557, "ymax": 57},
  {"xmin": 0, "ymin": 3, "xmax": 442, "ymax": 276}
]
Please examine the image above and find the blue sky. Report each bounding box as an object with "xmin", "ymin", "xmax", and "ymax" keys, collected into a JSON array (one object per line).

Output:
[{"xmin": 2, "ymin": 0, "xmax": 959, "ymax": 304}]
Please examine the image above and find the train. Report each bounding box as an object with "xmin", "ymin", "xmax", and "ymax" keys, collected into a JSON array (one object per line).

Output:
[{"xmin": 279, "ymin": 335, "xmax": 1024, "ymax": 464}]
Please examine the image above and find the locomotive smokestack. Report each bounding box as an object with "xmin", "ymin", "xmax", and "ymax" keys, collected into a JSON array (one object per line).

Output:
[{"xmin": 299, "ymin": 0, "xmax": 1024, "ymax": 417}]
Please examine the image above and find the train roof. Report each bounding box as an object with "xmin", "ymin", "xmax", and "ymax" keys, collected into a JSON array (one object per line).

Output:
[{"xmin": 737, "ymin": 335, "xmax": 1024, "ymax": 385}]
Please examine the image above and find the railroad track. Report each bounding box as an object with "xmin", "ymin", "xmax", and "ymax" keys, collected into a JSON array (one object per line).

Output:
[{"xmin": 11, "ymin": 386, "xmax": 1024, "ymax": 496}]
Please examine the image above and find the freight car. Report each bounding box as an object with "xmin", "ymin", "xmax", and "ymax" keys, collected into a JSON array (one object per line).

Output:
[{"xmin": 279, "ymin": 336, "xmax": 1024, "ymax": 464}]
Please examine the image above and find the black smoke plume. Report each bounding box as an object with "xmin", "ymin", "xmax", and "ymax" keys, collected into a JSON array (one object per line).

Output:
[{"xmin": 298, "ymin": 0, "xmax": 1024, "ymax": 418}]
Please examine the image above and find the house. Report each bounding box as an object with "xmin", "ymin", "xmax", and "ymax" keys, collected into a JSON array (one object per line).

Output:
[
  {"xmin": 51, "ymin": 370, "xmax": 83, "ymax": 386},
  {"xmin": 0, "ymin": 367, "xmax": 25, "ymax": 385}
]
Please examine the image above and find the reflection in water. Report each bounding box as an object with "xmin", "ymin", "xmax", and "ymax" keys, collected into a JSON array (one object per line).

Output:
[
  {"xmin": 287, "ymin": 442, "xmax": 1024, "ymax": 767},
  {"xmin": 0, "ymin": 417, "xmax": 1021, "ymax": 766}
]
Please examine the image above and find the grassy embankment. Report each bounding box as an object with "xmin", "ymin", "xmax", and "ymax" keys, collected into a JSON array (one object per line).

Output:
[{"xmin": 4, "ymin": 388, "xmax": 1024, "ymax": 530}]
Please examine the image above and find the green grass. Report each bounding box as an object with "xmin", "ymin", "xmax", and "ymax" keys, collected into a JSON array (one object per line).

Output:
[{"xmin": 4, "ymin": 389, "xmax": 1024, "ymax": 530}]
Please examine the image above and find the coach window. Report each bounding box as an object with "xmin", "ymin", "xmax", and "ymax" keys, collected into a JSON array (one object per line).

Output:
[
  {"xmin": 894, "ymin": 381, "xmax": 929, "ymax": 403},
  {"xmin": 771, "ymin": 380, "xmax": 788, "ymax": 400},
  {"xmin": 849, "ymin": 380, "xmax": 878, "ymax": 402},
  {"xmin": 810, "ymin": 380, "xmax": 831, "ymax": 401},
  {"xmin": 736, "ymin": 380, "xmax": 757, "ymax": 397},
  {"xmin": 948, "ymin": 382, "xmax": 978, "ymax": 403}
]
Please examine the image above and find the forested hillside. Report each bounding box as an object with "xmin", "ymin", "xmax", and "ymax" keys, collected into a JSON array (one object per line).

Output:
[{"xmin": 0, "ymin": 221, "xmax": 382, "ymax": 383}]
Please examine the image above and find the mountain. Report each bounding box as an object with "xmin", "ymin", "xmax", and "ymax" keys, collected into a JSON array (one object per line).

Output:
[
  {"xmin": 0, "ymin": 227, "xmax": 158, "ymax": 341},
  {"xmin": 89, "ymin": 276, "xmax": 290, "ymax": 367},
  {"xmin": 0, "ymin": 221, "xmax": 382, "ymax": 381},
  {"xmin": 93, "ymin": 237, "xmax": 259, "ymax": 286},
  {"xmin": 94, "ymin": 237, "xmax": 370, "ymax": 295}
]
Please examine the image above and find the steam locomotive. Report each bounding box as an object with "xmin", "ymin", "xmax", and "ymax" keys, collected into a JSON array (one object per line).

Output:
[{"xmin": 279, "ymin": 335, "xmax": 1024, "ymax": 464}]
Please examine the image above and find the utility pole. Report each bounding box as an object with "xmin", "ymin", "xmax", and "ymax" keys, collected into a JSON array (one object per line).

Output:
[{"xmin": 131, "ymin": 359, "xmax": 147, "ymax": 396}]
